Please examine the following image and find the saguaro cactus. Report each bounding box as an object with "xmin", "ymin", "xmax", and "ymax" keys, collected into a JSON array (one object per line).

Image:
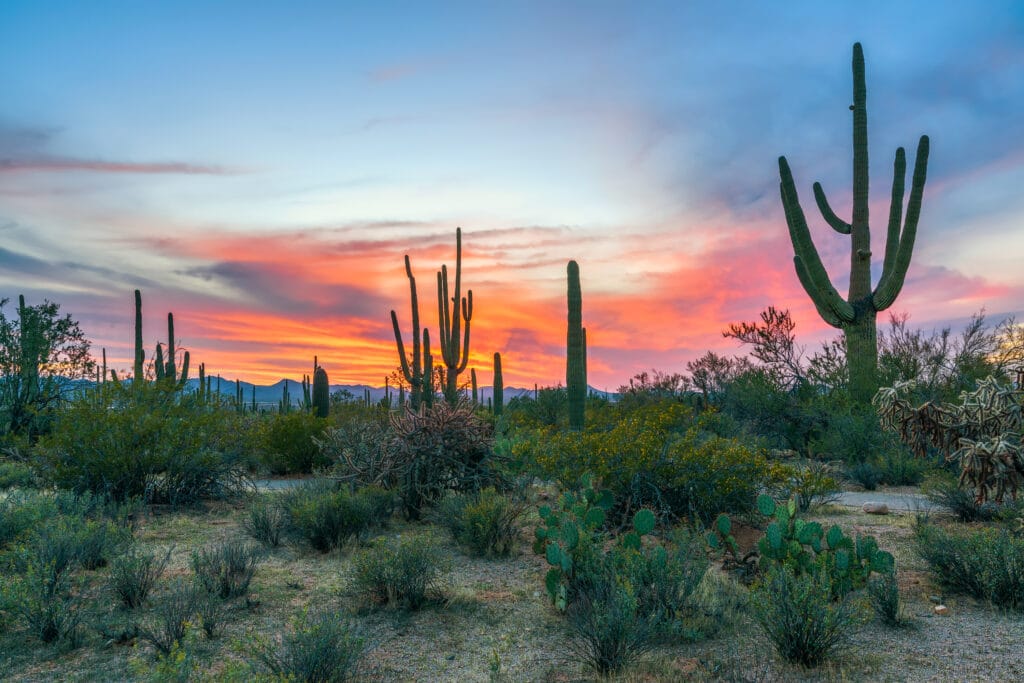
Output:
[
  {"xmin": 153, "ymin": 312, "xmax": 189, "ymax": 389},
  {"xmin": 779, "ymin": 42, "xmax": 929, "ymax": 403},
  {"xmin": 391, "ymin": 255, "xmax": 430, "ymax": 410},
  {"xmin": 436, "ymin": 228, "xmax": 474, "ymax": 405},
  {"xmin": 312, "ymin": 365, "xmax": 330, "ymax": 418},
  {"xmin": 133, "ymin": 289, "xmax": 144, "ymax": 382},
  {"xmin": 492, "ymin": 352, "xmax": 503, "ymax": 417},
  {"xmin": 566, "ymin": 260, "xmax": 587, "ymax": 430}
]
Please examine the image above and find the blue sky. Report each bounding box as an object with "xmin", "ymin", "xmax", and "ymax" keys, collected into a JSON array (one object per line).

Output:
[{"xmin": 1, "ymin": 1, "xmax": 1022, "ymax": 386}]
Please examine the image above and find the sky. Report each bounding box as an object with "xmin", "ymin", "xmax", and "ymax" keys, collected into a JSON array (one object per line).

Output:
[{"xmin": 1, "ymin": 1, "xmax": 1023, "ymax": 389}]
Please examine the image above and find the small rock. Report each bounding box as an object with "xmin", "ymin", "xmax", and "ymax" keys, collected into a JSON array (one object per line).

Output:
[
  {"xmin": 928, "ymin": 595, "xmax": 943, "ymax": 604},
  {"xmin": 862, "ymin": 502, "xmax": 889, "ymax": 515},
  {"xmin": 934, "ymin": 604, "xmax": 949, "ymax": 616}
]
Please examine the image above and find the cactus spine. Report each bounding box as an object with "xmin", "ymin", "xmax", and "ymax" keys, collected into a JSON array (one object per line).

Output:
[
  {"xmin": 566, "ymin": 260, "xmax": 586, "ymax": 430},
  {"xmin": 492, "ymin": 352, "xmax": 503, "ymax": 417},
  {"xmin": 779, "ymin": 43, "xmax": 929, "ymax": 403},
  {"xmin": 436, "ymin": 227, "xmax": 473, "ymax": 405},
  {"xmin": 313, "ymin": 365, "xmax": 330, "ymax": 418}
]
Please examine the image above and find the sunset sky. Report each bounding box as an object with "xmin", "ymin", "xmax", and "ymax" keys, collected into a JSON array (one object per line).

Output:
[{"xmin": 2, "ymin": 2, "xmax": 1022, "ymax": 389}]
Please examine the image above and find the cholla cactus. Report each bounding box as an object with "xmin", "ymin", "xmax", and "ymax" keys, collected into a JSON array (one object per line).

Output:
[{"xmin": 874, "ymin": 376, "xmax": 1024, "ymax": 503}]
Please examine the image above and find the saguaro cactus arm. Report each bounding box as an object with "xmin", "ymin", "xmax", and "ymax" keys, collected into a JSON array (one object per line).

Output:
[
  {"xmin": 391, "ymin": 254, "xmax": 423, "ymax": 408},
  {"xmin": 873, "ymin": 135, "xmax": 930, "ymax": 311},
  {"xmin": 779, "ymin": 161, "xmax": 856, "ymax": 324},
  {"xmin": 812, "ymin": 182, "xmax": 852, "ymax": 234}
]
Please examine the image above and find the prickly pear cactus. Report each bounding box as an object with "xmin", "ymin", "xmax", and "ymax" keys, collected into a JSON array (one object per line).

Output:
[
  {"xmin": 710, "ymin": 494, "xmax": 894, "ymax": 596},
  {"xmin": 533, "ymin": 474, "xmax": 659, "ymax": 610}
]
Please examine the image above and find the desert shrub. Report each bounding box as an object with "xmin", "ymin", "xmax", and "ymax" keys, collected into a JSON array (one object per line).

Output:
[
  {"xmin": 527, "ymin": 405, "xmax": 773, "ymax": 525},
  {"xmin": 752, "ymin": 566, "xmax": 865, "ymax": 667},
  {"xmin": 352, "ymin": 534, "xmax": 446, "ymax": 610},
  {"xmin": 848, "ymin": 461, "xmax": 883, "ymax": 491},
  {"xmin": 868, "ymin": 570, "xmax": 905, "ymax": 627},
  {"xmin": 777, "ymin": 461, "xmax": 842, "ymax": 511},
  {"xmin": 878, "ymin": 449, "xmax": 927, "ymax": 486},
  {"xmin": 282, "ymin": 481, "xmax": 373, "ymax": 552},
  {"xmin": 244, "ymin": 498, "xmax": 289, "ymax": 548},
  {"xmin": 140, "ymin": 580, "xmax": 200, "ymax": 655},
  {"xmin": 922, "ymin": 472, "xmax": 999, "ymax": 522},
  {"xmin": 57, "ymin": 516, "xmax": 132, "ymax": 570},
  {"xmin": 36, "ymin": 382, "xmax": 253, "ymax": 505},
  {"xmin": 109, "ymin": 547, "xmax": 172, "ymax": 609},
  {"xmin": 388, "ymin": 400, "xmax": 500, "ymax": 519},
  {"xmin": 434, "ymin": 488, "xmax": 525, "ymax": 557},
  {"xmin": 255, "ymin": 607, "xmax": 369, "ymax": 683},
  {"xmin": 358, "ymin": 484, "xmax": 396, "ymax": 527},
  {"xmin": 809, "ymin": 408, "xmax": 898, "ymax": 464},
  {"xmin": 0, "ymin": 459, "xmax": 37, "ymax": 490},
  {"xmin": 5, "ymin": 552, "xmax": 85, "ymax": 644},
  {"xmin": 195, "ymin": 590, "xmax": 226, "ymax": 638},
  {"xmin": 257, "ymin": 411, "xmax": 330, "ymax": 475},
  {"xmin": 191, "ymin": 540, "xmax": 263, "ymax": 599},
  {"xmin": 0, "ymin": 489, "xmax": 56, "ymax": 548},
  {"xmin": 566, "ymin": 573, "xmax": 657, "ymax": 677},
  {"xmin": 915, "ymin": 523, "xmax": 1024, "ymax": 609}
]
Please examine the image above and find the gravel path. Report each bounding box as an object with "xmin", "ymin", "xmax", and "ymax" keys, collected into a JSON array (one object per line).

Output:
[{"xmin": 835, "ymin": 490, "xmax": 937, "ymax": 512}]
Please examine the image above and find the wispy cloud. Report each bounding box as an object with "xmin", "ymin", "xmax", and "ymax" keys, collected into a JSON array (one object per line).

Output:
[{"xmin": 0, "ymin": 157, "xmax": 242, "ymax": 175}]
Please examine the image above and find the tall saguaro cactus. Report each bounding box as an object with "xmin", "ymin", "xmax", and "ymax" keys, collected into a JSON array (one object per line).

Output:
[
  {"xmin": 392, "ymin": 255, "xmax": 430, "ymax": 410},
  {"xmin": 566, "ymin": 260, "xmax": 587, "ymax": 430},
  {"xmin": 312, "ymin": 365, "xmax": 330, "ymax": 418},
  {"xmin": 437, "ymin": 227, "xmax": 473, "ymax": 405},
  {"xmin": 133, "ymin": 289, "xmax": 145, "ymax": 382},
  {"xmin": 492, "ymin": 352, "xmax": 503, "ymax": 417},
  {"xmin": 779, "ymin": 42, "xmax": 929, "ymax": 404}
]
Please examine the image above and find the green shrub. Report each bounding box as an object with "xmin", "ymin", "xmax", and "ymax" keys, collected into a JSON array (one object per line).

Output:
[
  {"xmin": 257, "ymin": 411, "xmax": 329, "ymax": 475},
  {"xmin": 352, "ymin": 534, "xmax": 446, "ymax": 610},
  {"xmin": 0, "ymin": 489, "xmax": 56, "ymax": 549},
  {"xmin": 282, "ymin": 481, "xmax": 373, "ymax": 552},
  {"xmin": 848, "ymin": 461, "xmax": 883, "ymax": 491},
  {"xmin": 191, "ymin": 540, "xmax": 263, "ymax": 599},
  {"xmin": 809, "ymin": 408, "xmax": 898, "ymax": 465},
  {"xmin": 527, "ymin": 406, "xmax": 774, "ymax": 525},
  {"xmin": 254, "ymin": 608, "xmax": 369, "ymax": 682},
  {"xmin": 109, "ymin": 547, "xmax": 172, "ymax": 609},
  {"xmin": 70, "ymin": 517, "xmax": 132, "ymax": 570},
  {"xmin": 922, "ymin": 473, "xmax": 999, "ymax": 522},
  {"xmin": 779, "ymin": 461, "xmax": 842, "ymax": 511},
  {"xmin": 6, "ymin": 555, "xmax": 85, "ymax": 644},
  {"xmin": 36, "ymin": 382, "xmax": 253, "ymax": 505},
  {"xmin": 243, "ymin": 499, "xmax": 288, "ymax": 548},
  {"xmin": 752, "ymin": 566, "xmax": 865, "ymax": 667},
  {"xmin": 434, "ymin": 488, "xmax": 524, "ymax": 557},
  {"xmin": 358, "ymin": 484, "xmax": 396, "ymax": 527},
  {"xmin": 140, "ymin": 580, "xmax": 200, "ymax": 655},
  {"xmin": 878, "ymin": 450, "xmax": 927, "ymax": 486},
  {"xmin": 566, "ymin": 573, "xmax": 657, "ymax": 677},
  {"xmin": 0, "ymin": 459, "xmax": 37, "ymax": 490},
  {"xmin": 611, "ymin": 529, "xmax": 710, "ymax": 641},
  {"xmin": 915, "ymin": 523, "xmax": 1024, "ymax": 609},
  {"xmin": 868, "ymin": 570, "xmax": 905, "ymax": 627}
]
